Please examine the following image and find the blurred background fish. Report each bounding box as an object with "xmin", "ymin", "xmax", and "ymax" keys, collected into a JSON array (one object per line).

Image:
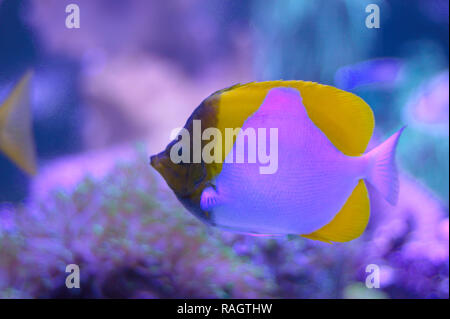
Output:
[
  {"xmin": 334, "ymin": 58, "xmax": 404, "ymax": 91},
  {"xmin": 403, "ymin": 70, "xmax": 449, "ymax": 135},
  {"xmin": 0, "ymin": 71, "xmax": 36, "ymax": 176},
  {"xmin": 0, "ymin": 0, "xmax": 448, "ymax": 299}
]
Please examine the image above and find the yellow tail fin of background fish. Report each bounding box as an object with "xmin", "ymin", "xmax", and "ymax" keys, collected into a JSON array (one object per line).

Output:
[
  {"xmin": 0, "ymin": 71, "xmax": 37, "ymax": 176},
  {"xmin": 211, "ymin": 81, "xmax": 374, "ymax": 243}
]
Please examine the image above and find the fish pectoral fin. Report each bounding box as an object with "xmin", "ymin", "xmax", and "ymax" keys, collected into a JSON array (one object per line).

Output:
[
  {"xmin": 200, "ymin": 186, "xmax": 219, "ymax": 212},
  {"xmin": 301, "ymin": 180, "xmax": 370, "ymax": 243}
]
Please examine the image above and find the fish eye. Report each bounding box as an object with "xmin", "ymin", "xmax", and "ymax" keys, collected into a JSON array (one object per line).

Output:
[{"xmin": 178, "ymin": 148, "xmax": 183, "ymax": 156}]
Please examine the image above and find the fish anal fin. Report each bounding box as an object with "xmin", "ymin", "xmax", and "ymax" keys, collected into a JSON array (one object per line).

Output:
[
  {"xmin": 301, "ymin": 232, "xmax": 333, "ymax": 244},
  {"xmin": 301, "ymin": 180, "xmax": 370, "ymax": 243}
]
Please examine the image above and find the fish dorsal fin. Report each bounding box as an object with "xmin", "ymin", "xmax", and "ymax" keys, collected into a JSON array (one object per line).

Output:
[
  {"xmin": 0, "ymin": 71, "xmax": 37, "ymax": 175},
  {"xmin": 208, "ymin": 80, "xmax": 375, "ymax": 178},
  {"xmin": 301, "ymin": 180, "xmax": 370, "ymax": 243},
  {"xmin": 291, "ymin": 81, "xmax": 374, "ymax": 156}
]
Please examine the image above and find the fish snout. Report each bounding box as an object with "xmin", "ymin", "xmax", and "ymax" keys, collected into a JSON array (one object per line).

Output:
[
  {"xmin": 150, "ymin": 150, "xmax": 178, "ymax": 178},
  {"xmin": 150, "ymin": 154, "xmax": 160, "ymax": 169},
  {"xmin": 150, "ymin": 152, "xmax": 170, "ymax": 174}
]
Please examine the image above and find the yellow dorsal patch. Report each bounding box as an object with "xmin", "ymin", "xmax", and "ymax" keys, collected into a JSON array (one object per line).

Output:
[
  {"xmin": 0, "ymin": 71, "xmax": 37, "ymax": 176},
  {"xmin": 301, "ymin": 180, "xmax": 370, "ymax": 243},
  {"xmin": 205, "ymin": 81, "xmax": 374, "ymax": 242},
  {"xmin": 205, "ymin": 80, "xmax": 374, "ymax": 178}
]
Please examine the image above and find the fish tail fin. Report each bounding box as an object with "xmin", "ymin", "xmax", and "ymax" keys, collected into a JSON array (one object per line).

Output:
[
  {"xmin": 364, "ymin": 126, "xmax": 405, "ymax": 205},
  {"xmin": 0, "ymin": 70, "xmax": 37, "ymax": 176}
]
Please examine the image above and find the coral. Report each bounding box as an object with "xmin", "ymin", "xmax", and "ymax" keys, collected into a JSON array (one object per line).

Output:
[
  {"xmin": 1, "ymin": 145, "xmax": 448, "ymax": 298},
  {"xmin": 0, "ymin": 147, "xmax": 275, "ymax": 298}
]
